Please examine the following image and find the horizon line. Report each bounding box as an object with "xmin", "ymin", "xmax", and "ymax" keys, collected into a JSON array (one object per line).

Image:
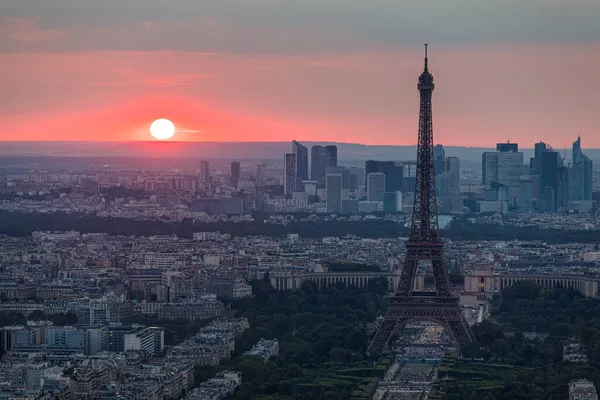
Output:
[{"xmin": 0, "ymin": 140, "xmax": 583, "ymax": 150}]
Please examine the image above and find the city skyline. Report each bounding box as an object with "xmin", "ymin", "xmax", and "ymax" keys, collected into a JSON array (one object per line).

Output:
[
  {"xmin": 2, "ymin": 2, "xmax": 600, "ymax": 398},
  {"xmin": 2, "ymin": 1, "xmax": 600, "ymax": 146}
]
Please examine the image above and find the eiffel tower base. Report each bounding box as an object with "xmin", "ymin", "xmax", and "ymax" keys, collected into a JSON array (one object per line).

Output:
[{"xmin": 367, "ymin": 294, "xmax": 476, "ymax": 356}]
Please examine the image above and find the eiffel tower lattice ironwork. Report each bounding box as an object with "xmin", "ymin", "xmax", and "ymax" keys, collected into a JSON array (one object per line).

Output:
[{"xmin": 367, "ymin": 44, "xmax": 475, "ymax": 356}]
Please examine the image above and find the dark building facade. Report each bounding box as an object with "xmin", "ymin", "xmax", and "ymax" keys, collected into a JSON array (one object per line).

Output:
[
  {"xmin": 557, "ymin": 166, "xmax": 570, "ymax": 209},
  {"xmin": 311, "ymin": 146, "xmax": 326, "ymax": 182},
  {"xmin": 230, "ymin": 161, "xmax": 240, "ymax": 187},
  {"xmin": 284, "ymin": 153, "xmax": 296, "ymax": 197},
  {"xmin": 207, "ymin": 277, "xmax": 234, "ymax": 300},
  {"xmin": 496, "ymin": 142, "xmax": 519, "ymax": 152},
  {"xmin": 311, "ymin": 145, "xmax": 338, "ymax": 182},
  {"xmin": 325, "ymin": 166, "xmax": 351, "ymax": 190},
  {"xmin": 326, "ymin": 173, "xmax": 343, "ymax": 213},
  {"xmin": 383, "ymin": 192, "xmax": 399, "ymax": 213},
  {"xmin": 531, "ymin": 141, "xmax": 548, "ymax": 175},
  {"xmin": 571, "ymin": 136, "xmax": 593, "ymax": 201},
  {"xmin": 326, "ymin": 145, "xmax": 338, "ymax": 167},
  {"xmin": 540, "ymin": 151, "xmax": 560, "ymax": 210},
  {"xmin": 365, "ymin": 160, "xmax": 404, "ymax": 193},
  {"xmin": 434, "ymin": 144, "xmax": 445, "ymax": 176},
  {"xmin": 199, "ymin": 160, "xmax": 210, "ymax": 184},
  {"xmin": 292, "ymin": 141, "xmax": 308, "ymax": 192}
]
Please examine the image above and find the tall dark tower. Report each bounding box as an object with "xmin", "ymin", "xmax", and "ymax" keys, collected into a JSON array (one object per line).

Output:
[{"xmin": 367, "ymin": 45, "xmax": 475, "ymax": 356}]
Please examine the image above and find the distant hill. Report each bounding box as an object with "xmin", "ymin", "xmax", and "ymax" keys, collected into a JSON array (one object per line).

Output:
[{"xmin": 0, "ymin": 141, "xmax": 595, "ymax": 164}]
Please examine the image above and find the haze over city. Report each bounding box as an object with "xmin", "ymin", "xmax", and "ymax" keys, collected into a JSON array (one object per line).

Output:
[
  {"xmin": 2, "ymin": 2, "xmax": 600, "ymax": 400},
  {"xmin": 2, "ymin": 0, "xmax": 600, "ymax": 146}
]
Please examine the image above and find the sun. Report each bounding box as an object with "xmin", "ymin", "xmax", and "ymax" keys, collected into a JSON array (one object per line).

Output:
[{"xmin": 150, "ymin": 119, "xmax": 176, "ymax": 140}]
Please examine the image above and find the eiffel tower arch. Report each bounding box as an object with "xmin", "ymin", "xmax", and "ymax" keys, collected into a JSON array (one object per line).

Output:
[{"xmin": 367, "ymin": 45, "xmax": 476, "ymax": 356}]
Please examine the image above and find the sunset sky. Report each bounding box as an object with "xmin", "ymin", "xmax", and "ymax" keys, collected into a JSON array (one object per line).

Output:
[{"xmin": 1, "ymin": 0, "xmax": 600, "ymax": 146}]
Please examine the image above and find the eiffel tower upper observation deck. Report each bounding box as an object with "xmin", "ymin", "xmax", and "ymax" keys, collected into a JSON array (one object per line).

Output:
[{"xmin": 366, "ymin": 45, "xmax": 476, "ymax": 356}]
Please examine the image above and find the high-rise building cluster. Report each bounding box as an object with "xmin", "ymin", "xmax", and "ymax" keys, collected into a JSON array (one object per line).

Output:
[
  {"xmin": 278, "ymin": 135, "xmax": 594, "ymax": 216},
  {"xmin": 280, "ymin": 140, "xmax": 470, "ymax": 214},
  {"xmin": 283, "ymin": 141, "xmax": 419, "ymax": 213},
  {"xmin": 481, "ymin": 138, "xmax": 593, "ymax": 213}
]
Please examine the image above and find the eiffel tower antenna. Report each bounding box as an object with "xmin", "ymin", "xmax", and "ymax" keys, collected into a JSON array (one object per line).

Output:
[{"xmin": 367, "ymin": 44, "xmax": 476, "ymax": 356}]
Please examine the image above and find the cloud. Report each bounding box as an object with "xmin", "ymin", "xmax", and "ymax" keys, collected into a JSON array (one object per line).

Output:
[
  {"xmin": 0, "ymin": 17, "xmax": 67, "ymax": 43},
  {"xmin": 85, "ymin": 72, "xmax": 217, "ymax": 88}
]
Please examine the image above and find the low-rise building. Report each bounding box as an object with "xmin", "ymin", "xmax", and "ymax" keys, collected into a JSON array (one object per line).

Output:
[
  {"xmin": 569, "ymin": 379, "xmax": 598, "ymax": 400},
  {"xmin": 183, "ymin": 370, "xmax": 241, "ymax": 400},
  {"xmin": 123, "ymin": 327, "xmax": 164, "ymax": 358},
  {"xmin": 563, "ymin": 341, "xmax": 588, "ymax": 363},
  {"xmin": 243, "ymin": 338, "xmax": 279, "ymax": 362}
]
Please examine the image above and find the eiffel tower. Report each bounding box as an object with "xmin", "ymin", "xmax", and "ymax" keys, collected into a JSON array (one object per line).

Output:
[{"xmin": 367, "ymin": 44, "xmax": 475, "ymax": 355}]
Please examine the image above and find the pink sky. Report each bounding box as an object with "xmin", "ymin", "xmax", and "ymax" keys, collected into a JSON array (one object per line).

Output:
[{"xmin": 1, "ymin": 2, "xmax": 600, "ymax": 147}]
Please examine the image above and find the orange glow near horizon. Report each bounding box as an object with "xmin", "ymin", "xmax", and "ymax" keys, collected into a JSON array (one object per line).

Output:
[{"xmin": 2, "ymin": 44, "xmax": 600, "ymax": 147}]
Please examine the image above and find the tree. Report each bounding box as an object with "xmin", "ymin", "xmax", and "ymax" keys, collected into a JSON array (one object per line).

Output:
[
  {"xmin": 367, "ymin": 277, "xmax": 389, "ymax": 295},
  {"xmin": 330, "ymin": 347, "xmax": 352, "ymax": 363},
  {"xmin": 49, "ymin": 312, "xmax": 78, "ymax": 326},
  {"xmin": 437, "ymin": 282, "xmax": 600, "ymax": 399},
  {"xmin": 549, "ymin": 323, "xmax": 571, "ymax": 339},
  {"xmin": 0, "ymin": 311, "xmax": 26, "ymax": 326},
  {"xmin": 473, "ymin": 320, "xmax": 505, "ymax": 347},
  {"xmin": 448, "ymin": 273, "xmax": 464, "ymax": 285},
  {"xmin": 490, "ymin": 338, "xmax": 511, "ymax": 358},
  {"xmin": 219, "ymin": 281, "xmax": 390, "ymax": 399},
  {"xmin": 28, "ymin": 309, "xmax": 46, "ymax": 321}
]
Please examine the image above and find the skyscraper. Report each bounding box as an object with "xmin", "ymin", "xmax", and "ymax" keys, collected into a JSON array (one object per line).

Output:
[
  {"xmin": 365, "ymin": 160, "xmax": 404, "ymax": 192},
  {"xmin": 199, "ymin": 160, "xmax": 210, "ymax": 184},
  {"xmin": 571, "ymin": 136, "xmax": 593, "ymax": 201},
  {"xmin": 326, "ymin": 174, "xmax": 343, "ymax": 213},
  {"xmin": 540, "ymin": 151, "xmax": 559, "ymax": 190},
  {"xmin": 325, "ymin": 166, "xmax": 350, "ymax": 190},
  {"xmin": 292, "ymin": 141, "xmax": 308, "ymax": 192},
  {"xmin": 256, "ymin": 163, "xmax": 267, "ymax": 187},
  {"xmin": 444, "ymin": 157, "xmax": 460, "ymax": 192},
  {"xmin": 347, "ymin": 167, "xmax": 365, "ymax": 190},
  {"xmin": 230, "ymin": 161, "xmax": 240, "ymax": 187},
  {"xmin": 531, "ymin": 141, "xmax": 548, "ymax": 175},
  {"xmin": 310, "ymin": 145, "xmax": 326, "ymax": 182},
  {"xmin": 482, "ymin": 143, "xmax": 524, "ymax": 209},
  {"xmin": 540, "ymin": 150, "xmax": 560, "ymax": 210},
  {"xmin": 434, "ymin": 144, "xmax": 445, "ymax": 176},
  {"xmin": 482, "ymin": 144, "xmax": 523, "ymax": 186},
  {"xmin": 434, "ymin": 144, "xmax": 446, "ymax": 200},
  {"xmin": 310, "ymin": 145, "xmax": 338, "ymax": 183},
  {"xmin": 284, "ymin": 153, "xmax": 296, "ymax": 197},
  {"xmin": 365, "ymin": 160, "xmax": 394, "ymax": 177},
  {"xmin": 438, "ymin": 157, "xmax": 461, "ymax": 213},
  {"xmin": 496, "ymin": 142, "xmax": 519, "ymax": 152},
  {"xmin": 367, "ymin": 173, "xmax": 386, "ymax": 202},
  {"xmin": 382, "ymin": 192, "xmax": 400, "ymax": 213},
  {"xmin": 557, "ymin": 166, "xmax": 570, "ymax": 209},
  {"xmin": 325, "ymin": 145, "xmax": 338, "ymax": 168},
  {"xmin": 573, "ymin": 136, "xmax": 584, "ymax": 167},
  {"xmin": 255, "ymin": 163, "xmax": 267, "ymax": 212}
]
